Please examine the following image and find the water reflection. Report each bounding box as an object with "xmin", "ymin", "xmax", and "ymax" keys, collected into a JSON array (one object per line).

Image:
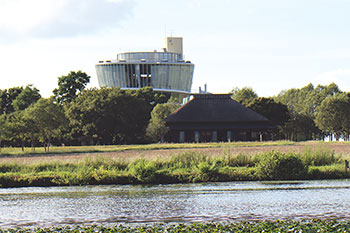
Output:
[{"xmin": 0, "ymin": 180, "xmax": 350, "ymax": 228}]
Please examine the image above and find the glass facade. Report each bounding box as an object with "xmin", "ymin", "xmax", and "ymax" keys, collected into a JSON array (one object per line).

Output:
[
  {"xmin": 96, "ymin": 52, "xmax": 194, "ymax": 94},
  {"xmin": 117, "ymin": 52, "xmax": 183, "ymax": 62}
]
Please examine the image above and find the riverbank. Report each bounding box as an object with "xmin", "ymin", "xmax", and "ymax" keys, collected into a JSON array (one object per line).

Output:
[
  {"xmin": 0, "ymin": 142, "xmax": 349, "ymax": 187},
  {"xmin": 1, "ymin": 220, "xmax": 349, "ymax": 232}
]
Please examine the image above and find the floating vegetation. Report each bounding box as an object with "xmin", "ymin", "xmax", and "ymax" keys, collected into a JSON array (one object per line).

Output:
[{"xmin": 1, "ymin": 220, "xmax": 350, "ymax": 232}]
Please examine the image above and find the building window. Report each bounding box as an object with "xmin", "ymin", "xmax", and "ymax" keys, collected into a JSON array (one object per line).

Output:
[
  {"xmin": 227, "ymin": 130, "xmax": 232, "ymax": 142},
  {"xmin": 194, "ymin": 131, "xmax": 200, "ymax": 143},
  {"xmin": 212, "ymin": 131, "xmax": 217, "ymax": 142},
  {"xmin": 251, "ymin": 131, "xmax": 257, "ymax": 140},
  {"xmin": 179, "ymin": 131, "xmax": 185, "ymax": 143}
]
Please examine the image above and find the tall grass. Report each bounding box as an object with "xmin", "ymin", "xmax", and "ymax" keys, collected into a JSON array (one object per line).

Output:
[
  {"xmin": 0, "ymin": 148, "xmax": 348, "ymax": 187},
  {"xmin": 167, "ymin": 152, "xmax": 209, "ymax": 169},
  {"xmin": 300, "ymin": 147, "xmax": 340, "ymax": 166},
  {"xmin": 221, "ymin": 152, "xmax": 257, "ymax": 167}
]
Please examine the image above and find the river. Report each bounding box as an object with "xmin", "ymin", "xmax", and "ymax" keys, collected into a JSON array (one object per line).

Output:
[{"xmin": 0, "ymin": 179, "xmax": 350, "ymax": 228}]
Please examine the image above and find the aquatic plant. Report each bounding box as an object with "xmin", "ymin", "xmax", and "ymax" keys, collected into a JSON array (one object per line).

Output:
[{"xmin": 2, "ymin": 220, "xmax": 350, "ymax": 232}]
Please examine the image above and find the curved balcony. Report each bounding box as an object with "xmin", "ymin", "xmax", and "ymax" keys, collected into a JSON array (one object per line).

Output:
[{"xmin": 117, "ymin": 52, "xmax": 183, "ymax": 63}]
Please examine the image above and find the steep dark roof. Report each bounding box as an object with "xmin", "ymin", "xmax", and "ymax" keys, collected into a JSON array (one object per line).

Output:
[{"xmin": 165, "ymin": 94, "xmax": 270, "ymax": 123}]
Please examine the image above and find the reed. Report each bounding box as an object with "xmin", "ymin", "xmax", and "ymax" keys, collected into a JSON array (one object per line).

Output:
[
  {"xmin": 0, "ymin": 148, "xmax": 349, "ymax": 187},
  {"xmin": 300, "ymin": 146, "xmax": 340, "ymax": 166}
]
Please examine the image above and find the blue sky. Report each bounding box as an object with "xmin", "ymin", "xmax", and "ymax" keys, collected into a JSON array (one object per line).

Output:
[{"xmin": 0, "ymin": 0, "xmax": 350, "ymax": 97}]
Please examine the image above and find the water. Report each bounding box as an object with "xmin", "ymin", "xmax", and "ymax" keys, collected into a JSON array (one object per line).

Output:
[{"xmin": 0, "ymin": 180, "xmax": 350, "ymax": 228}]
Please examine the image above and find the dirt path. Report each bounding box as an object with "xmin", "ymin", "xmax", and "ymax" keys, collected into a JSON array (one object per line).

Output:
[{"xmin": 2, "ymin": 142, "xmax": 350, "ymax": 164}]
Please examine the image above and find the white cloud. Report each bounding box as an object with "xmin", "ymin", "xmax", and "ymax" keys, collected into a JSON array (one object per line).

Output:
[
  {"xmin": 0, "ymin": 0, "xmax": 58, "ymax": 31},
  {"xmin": 0, "ymin": 0, "xmax": 135, "ymax": 41}
]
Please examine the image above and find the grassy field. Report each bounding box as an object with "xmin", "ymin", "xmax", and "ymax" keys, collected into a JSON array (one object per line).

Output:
[
  {"xmin": 0, "ymin": 141, "xmax": 349, "ymax": 187},
  {"xmin": 1, "ymin": 220, "xmax": 350, "ymax": 232}
]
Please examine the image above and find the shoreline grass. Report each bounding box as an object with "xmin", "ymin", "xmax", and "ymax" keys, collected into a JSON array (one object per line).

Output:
[{"xmin": 0, "ymin": 146, "xmax": 348, "ymax": 188}]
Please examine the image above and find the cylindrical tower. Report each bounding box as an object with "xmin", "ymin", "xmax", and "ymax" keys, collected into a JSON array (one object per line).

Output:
[{"xmin": 95, "ymin": 37, "xmax": 194, "ymax": 94}]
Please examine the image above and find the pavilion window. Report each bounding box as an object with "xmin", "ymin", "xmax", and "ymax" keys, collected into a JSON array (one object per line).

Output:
[
  {"xmin": 227, "ymin": 130, "xmax": 232, "ymax": 142},
  {"xmin": 212, "ymin": 131, "xmax": 217, "ymax": 142},
  {"xmin": 179, "ymin": 131, "xmax": 185, "ymax": 143},
  {"xmin": 194, "ymin": 131, "xmax": 200, "ymax": 143},
  {"xmin": 251, "ymin": 131, "xmax": 257, "ymax": 140}
]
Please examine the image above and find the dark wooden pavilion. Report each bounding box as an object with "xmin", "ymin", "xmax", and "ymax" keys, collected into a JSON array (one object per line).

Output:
[{"xmin": 164, "ymin": 94, "xmax": 275, "ymax": 142}]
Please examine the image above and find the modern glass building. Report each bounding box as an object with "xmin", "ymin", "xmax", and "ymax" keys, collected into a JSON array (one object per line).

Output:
[{"xmin": 95, "ymin": 37, "xmax": 195, "ymax": 94}]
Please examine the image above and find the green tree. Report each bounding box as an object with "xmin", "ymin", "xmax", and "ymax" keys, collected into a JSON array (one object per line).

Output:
[
  {"xmin": 303, "ymin": 83, "xmax": 341, "ymax": 117},
  {"xmin": 275, "ymin": 83, "xmax": 342, "ymax": 140},
  {"xmin": 146, "ymin": 101, "xmax": 180, "ymax": 142},
  {"xmin": 231, "ymin": 87, "xmax": 258, "ymax": 106},
  {"xmin": 0, "ymin": 115, "xmax": 9, "ymax": 151},
  {"xmin": 247, "ymin": 97, "xmax": 290, "ymax": 126},
  {"xmin": 12, "ymin": 85, "xmax": 41, "ymax": 111},
  {"xmin": 66, "ymin": 87, "xmax": 153, "ymax": 145},
  {"xmin": 0, "ymin": 87, "xmax": 23, "ymax": 114},
  {"xmin": 133, "ymin": 86, "xmax": 169, "ymax": 109},
  {"xmin": 6, "ymin": 111, "xmax": 28, "ymax": 151},
  {"xmin": 246, "ymin": 97, "xmax": 290, "ymax": 139},
  {"xmin": 275, "ymin": 84, "xmax": 313, "ymax": 116},
  {"xmin": 21, "ymin": 112, "xmax": 40, "ymax": 150},
  {"xmin": 315, "ymin": 93, "xmax": 350, "ymax": 140},
  {"xmin": 53, "ymin": 71, "xmax": 91, "ymax": 104},
  {"xmin": 276, "ymin": 83, "xmax": 342, "ymax": 117},
  {"xmin": 25, "ymin": 98, "xmax": 67, "ymax": 151},
  {"xmin": 281, "ymin": 113, "xmax": 321, "ymax": 141}
]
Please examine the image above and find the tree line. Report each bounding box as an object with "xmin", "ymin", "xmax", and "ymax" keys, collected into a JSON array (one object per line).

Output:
[
  {"xmin": 0, "ymin": 71, "xmax": 348, "ymax": 150},
  {"xmin": 231, "ymin": 83, "xmax": 347, "ymax": 141},
  {"xmin": 0, "ymin": 71, "xmax": 170, "ymax": 151}
]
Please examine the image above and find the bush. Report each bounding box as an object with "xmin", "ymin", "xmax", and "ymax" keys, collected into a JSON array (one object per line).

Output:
[
  {"xmin": 197, "ymin": 161, "xmax": 218, "ymax": 175},
  {"xmin": 193, "ymin": 161, "xmax": 220, "ymax": 182},
  {"xmin": 255, "ymin": 151, "xmax": 307, "ymax": 180},
  {"xmin": 128, "ymin": 159, "xmax": 158, "ymax": 183}
]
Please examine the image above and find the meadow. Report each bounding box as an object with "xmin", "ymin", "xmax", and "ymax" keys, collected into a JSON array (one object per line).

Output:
[{"xmin": 0, "ymin": 141, "xmax": 349, "ymax": 187}]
